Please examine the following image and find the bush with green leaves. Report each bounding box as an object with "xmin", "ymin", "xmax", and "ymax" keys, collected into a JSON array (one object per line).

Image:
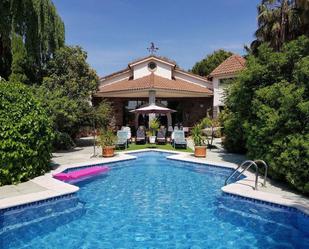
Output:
[
  {"xmin": 222, "ymin": 36, "xmax": 309, "ymax": 193},
  {"xmin": 0, "ymin": 81, "xmax": 54, "ymax": 185},
  {"xmin": 246, "ymin": 82, "xmax": 309, "ymax": 193},
  {"xmin": 191, "ymin": 117, "xmax": 212, "ymax": 146},
  {"xmin": 33, "ymin": 46, "xmax": 104, "ymax": 150},
  {"xmin": 149, "ymin": 118, "xmax": 160, "ymax": 136},
  {"xmin": 97, "ymin": 129, "xmax": 116, "ymax": 148}
]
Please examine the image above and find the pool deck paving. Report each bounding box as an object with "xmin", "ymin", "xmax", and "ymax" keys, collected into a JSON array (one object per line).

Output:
[{"xmin": 0, "ymin": 138, "xmax": 308, "ymax": 215}]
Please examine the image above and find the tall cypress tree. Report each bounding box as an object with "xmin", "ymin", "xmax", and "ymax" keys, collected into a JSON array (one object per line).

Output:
[
  {"xmin": 0, "ymin": 0, "xmax": 12, "ymax": 78},
  {"xmin": 9, "ymin": 34, "xmax": 28, "ymax": 83},
  {"xmin": 0, "ymin": 0, "xmax": 65, "ymax": 83}
]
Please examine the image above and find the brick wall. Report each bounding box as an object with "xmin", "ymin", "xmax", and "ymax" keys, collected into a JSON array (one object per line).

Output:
[{"xmin": 181, "ymin": 97, "xmax": 213, "ymax": 126}]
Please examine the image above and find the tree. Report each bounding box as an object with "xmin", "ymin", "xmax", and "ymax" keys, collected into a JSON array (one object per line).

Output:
[
  {"xmin": 250, "ymin": 0, "xmax": 309, "ymax": 52},
  {"xmin": 246, "ymin": 82, "xmax": 308, "ymax": 193},
  {"xmin": 36, "ymin": 46, "xmax": 101, "ymax": 149},
  {"xmin": 9, "ymin": 34, "xmax": 28, "ymax": 83},
  {"xmin": 295, "ymin": 0, "xmax": 309, "ymax": 36},
  {"xmin": 0, "ymin": 0, "xmax": 12, "ymax": 78},
  {"xmin": 34, "ymin": 85, "xmax": 79, "ymax": 150},
  {"xmin": 0, "ymin": 81, "xmax": 54, "ymax": 185},
  {"xmin": 222, "ymin": 36, "xmax": 309, "ymax": 193},
  {"xmin": 191, "ymin": 49, "xmax": 233, "ymax": 77},
  {"xmin": 43, "ymin": 46, "xmax": 98, "ymax": 99},
  {"xmin": 0, "ymin": 0, "xmax": 65, "ymax": 82}
]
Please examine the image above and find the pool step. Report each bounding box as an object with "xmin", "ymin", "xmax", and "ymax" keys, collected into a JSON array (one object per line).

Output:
[
  {"xmin": 216, "ymin": 195, "xmax": 309, "ymax": 235},
  {"xmin": 0, "ymin": 196, "xmax": 85, "ymax": 235}
]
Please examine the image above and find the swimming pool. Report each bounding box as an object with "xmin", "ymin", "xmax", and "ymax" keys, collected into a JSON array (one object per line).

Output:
[{"xmin": 1, "ymin": 151, "xmax": 309, "ymax": 248}]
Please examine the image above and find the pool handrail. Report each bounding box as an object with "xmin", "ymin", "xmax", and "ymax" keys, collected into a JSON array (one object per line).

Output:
[
  {"xmin": 254, "ymin": 160, "xmax": 268, "ymax": 187},
  {"xmin": 225, "ymin": 160, "xmax": 259, "ymax": 190}
]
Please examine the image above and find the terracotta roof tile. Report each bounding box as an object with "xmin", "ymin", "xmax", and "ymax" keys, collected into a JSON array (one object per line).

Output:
[
  {"xmin": 98, "ymin": 74, "xmax": 212, "ymax": 95},
  {"xmin": 209, "ymin": 54, "xmax": 246, "ymax": 77}
]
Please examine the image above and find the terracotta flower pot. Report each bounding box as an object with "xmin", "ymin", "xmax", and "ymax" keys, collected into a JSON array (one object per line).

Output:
[
  {"xmin": 194, "ymin": 146, "xmax": 207, "ymax": 158},
  {"xmin": 102, "ymin": 146, "xmax": 115, "ymax": 157}
]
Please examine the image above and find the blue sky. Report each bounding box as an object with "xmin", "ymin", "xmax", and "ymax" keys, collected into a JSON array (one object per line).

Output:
[{"xmin": 53, "ymin": 0, "xmax": 260, "ymax": 76}]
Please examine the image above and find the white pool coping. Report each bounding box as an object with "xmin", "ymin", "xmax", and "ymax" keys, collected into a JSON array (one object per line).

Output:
[{"xmin": 0, "ymin": 149, "xmax": 308, "ymax": 216}]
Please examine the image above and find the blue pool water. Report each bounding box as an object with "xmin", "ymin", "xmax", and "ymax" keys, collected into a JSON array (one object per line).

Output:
[{"xmin": 1, "ymin": 152, "xmax": 309, "ymax": 248}]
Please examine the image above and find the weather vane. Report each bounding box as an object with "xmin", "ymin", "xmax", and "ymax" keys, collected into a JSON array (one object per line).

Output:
[{"xmin": 147, "ymin": 42, "xmax": 159, "ymax": 54}]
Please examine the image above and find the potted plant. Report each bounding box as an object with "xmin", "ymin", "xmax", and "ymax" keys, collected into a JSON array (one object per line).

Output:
[
  {"xmin": 148, "ymin": 118, "xmax": 160, "ymax": 144},
  {"xmin": 97, "ymin": 129, "xmax": 116, "ymax": 157},
  {"xmin": 191, "ymin": 117, "xmax": 211, "ymax": 157}
]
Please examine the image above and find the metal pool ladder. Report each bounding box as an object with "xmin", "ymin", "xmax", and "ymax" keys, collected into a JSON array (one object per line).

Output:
[{"xmin": 224, "ymin": 160, "xmax": 268, "ymax": 190}]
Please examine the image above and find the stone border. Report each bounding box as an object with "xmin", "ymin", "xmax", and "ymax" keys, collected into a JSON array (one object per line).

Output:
[{"xmin": 1, "ymin": 148, "xmax": 308, "ymax": 217}]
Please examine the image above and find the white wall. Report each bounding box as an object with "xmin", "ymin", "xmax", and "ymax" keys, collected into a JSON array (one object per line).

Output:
[
  {"xmin": 213, "ymin": 77, "xmax": 224, "ymax": 107},
  {"xmin": 133, "ymin": 60, "xmax": 172, "ymax": 79},
  {"xmin": 213, "ymin": 73, "xmax": 237, "ymax": 118},
  {"xmin": 213, "ymin": 74, "xmax": 238, "ymax": 107}
]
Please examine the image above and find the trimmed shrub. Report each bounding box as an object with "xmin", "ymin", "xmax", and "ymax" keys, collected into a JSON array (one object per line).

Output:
[
  {"xmin": 222, "ymin": 36, "xmax": 309, "ymax": 193},
  {"xmin": 0, "ymin": 81, "xmax": 54, "ymax": 185},
  {"xmin": 247, "ymin": 82, "xmax": 309, "ymax": 193}
]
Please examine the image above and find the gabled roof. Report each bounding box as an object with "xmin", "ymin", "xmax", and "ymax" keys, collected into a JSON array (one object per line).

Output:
[
  {"xmin": 100, "ymin": 68, "xmax": 130, "ymax": 81},
  {"xmin": 97, "ymin": 73, "xmax": 212, "ymax": 95},
  {"xmin": 100, "ymin": 55, "xmax": 210, "ymax": 82},
  {"xmin": 174, "ymin": 68, "xmax": 209, "ymax": 83},
  {"xmin": 209, "ymin": 54, "xmax": 246, "ymax": 77},
  {"xmin": 128, "ymin": 55, "xmax": 177, "ymax": 67}
]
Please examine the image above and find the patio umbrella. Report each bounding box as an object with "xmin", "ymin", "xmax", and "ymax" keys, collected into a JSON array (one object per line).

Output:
[{"xmin": 130, "ymin": 103, "xmax": 176, "ymax": 114}]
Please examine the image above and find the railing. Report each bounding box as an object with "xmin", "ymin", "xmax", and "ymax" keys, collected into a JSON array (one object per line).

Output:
[
  {"xmin": 254, "ymin": 160, "xmax": 268, "ymax": 187},
  {"xmin": 224, "ymin": 160, "xmax": 268, "ymax": 191}
]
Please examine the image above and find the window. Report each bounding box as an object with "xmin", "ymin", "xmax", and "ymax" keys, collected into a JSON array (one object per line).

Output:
[{"xmin": 148, "ymin": 62, "xmax": 157, "ymax": 71}]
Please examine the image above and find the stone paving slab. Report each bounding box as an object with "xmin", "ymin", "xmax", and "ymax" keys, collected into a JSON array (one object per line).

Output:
[{"xmin": 0, "ymin": 181, "xmax": 47, "ymax": 199}]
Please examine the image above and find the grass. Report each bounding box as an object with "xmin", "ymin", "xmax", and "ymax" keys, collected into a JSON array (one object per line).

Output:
[{"xmin": 116, "ymin": 143, "xmax": 193, "ymax": 153}]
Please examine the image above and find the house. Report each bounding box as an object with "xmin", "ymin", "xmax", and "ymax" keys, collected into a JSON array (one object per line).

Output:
[
  {"xmin": 209, "ymin": 54, "xmax": 246, "ymax": 118},
  {"xmin": 93, "ymin": 55, "xmax": 213, "ymax": 129}
]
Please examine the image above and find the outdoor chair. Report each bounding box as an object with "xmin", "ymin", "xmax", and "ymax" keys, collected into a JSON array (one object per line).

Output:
[
  {"xmin": 173, "ymin": 130, "xmax": 187, "ymax": 149},
  {"xmin": 136, "ymin": 127, "xmax": 146, "ymax": 144},
  {"xmin": 116, "ymin": 130, "xmax": 128, "ymax": 149},
  {"xmin": 122, "ymin": 126, "xmax": 131, "ymax": 143},
  {"xmin": 157, "ymin": 128, "xmax": 166, "ymax": 144}
]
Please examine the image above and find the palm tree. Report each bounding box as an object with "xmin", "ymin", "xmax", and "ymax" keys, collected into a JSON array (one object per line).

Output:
[
  {"xmin": 254, "ymin": 0, "xmax": 299, "ymax": 51},
  {"xmin": 295, "ymin": 0, "xmax": 309, "ymax": 36}
]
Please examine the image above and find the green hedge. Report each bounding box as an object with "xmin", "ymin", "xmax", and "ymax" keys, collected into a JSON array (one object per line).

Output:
[
  {"xmin": 222, "ymin": 36, "xmax": 309, "ymax": 194},
  {"xmin": 0, "ymin": 81, "xmax": 53, "ymax": 185}
]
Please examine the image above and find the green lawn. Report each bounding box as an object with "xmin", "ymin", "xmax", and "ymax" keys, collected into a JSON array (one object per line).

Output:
[{"xmin": 116, "ymin": 143, "xmax": 193, "ymax": 153}]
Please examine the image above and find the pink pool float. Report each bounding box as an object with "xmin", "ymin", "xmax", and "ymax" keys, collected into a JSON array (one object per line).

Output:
[{"xmin": 53, "ymin": 166, "xmax": 109, "ymax": 181}]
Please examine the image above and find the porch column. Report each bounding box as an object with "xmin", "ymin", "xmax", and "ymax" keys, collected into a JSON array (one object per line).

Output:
[
  {"xmin": 167, "ymin": 113, "xmax": 172, "ymax": 127},
  {"xmin": 149, "ymin": 90, "xmax": 156, "ymax": 104},
  {"xmin": 148, "ymin": 90, "xmax": 156, "ymax": 127},
  {"xmin": 135, "ymin": 114, "xmax": 139, "ymax": 128}
]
